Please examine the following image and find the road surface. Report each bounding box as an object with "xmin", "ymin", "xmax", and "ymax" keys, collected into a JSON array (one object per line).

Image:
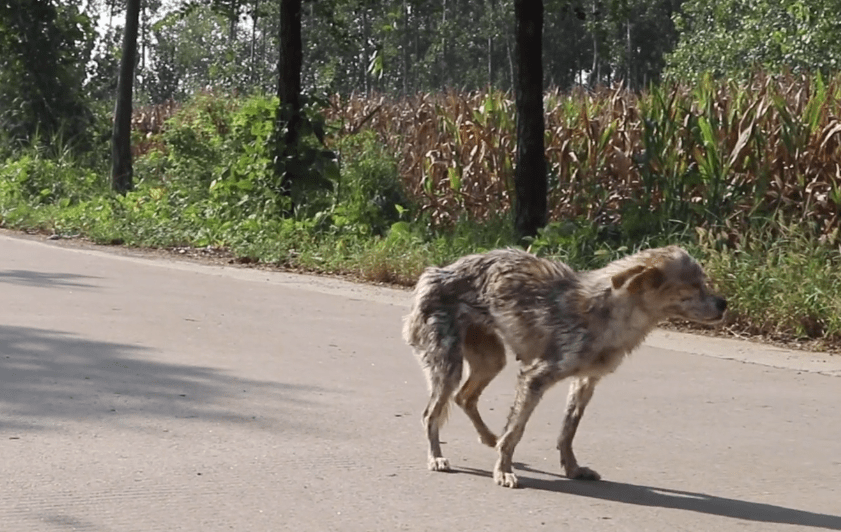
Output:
[{"xmin": 1, "ymin": 232, "xmax": 840, "ymax": 531}]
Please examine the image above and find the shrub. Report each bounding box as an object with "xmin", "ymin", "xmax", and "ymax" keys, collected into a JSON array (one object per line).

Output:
[{"xmin": 329, "ymin": 131, "xmax": 407, "ymax": 236}]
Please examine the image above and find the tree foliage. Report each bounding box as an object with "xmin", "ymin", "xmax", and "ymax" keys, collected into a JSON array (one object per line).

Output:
[
  {"xmin": 92, "ymin": 0, "xmax": 687, "ymax": 103},
  {"xmin": 666, "ymin": 0, "xmax": 841, "ymax": 80},
  {"xmin": 143, "ymin": 4, "xmax": 268, "ymax": 102},
  {"xmin": 0, "ymin": 0, "xmax": 94, "ymax": 147}
]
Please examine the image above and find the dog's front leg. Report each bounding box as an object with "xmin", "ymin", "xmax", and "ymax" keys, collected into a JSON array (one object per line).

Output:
[
  {"xmin": 494, "ymin": 362, "xmax": 562, "ymax": 488},
  {"xmin": 558, "ymin": 376, "xmax": 602, "ymax": 480}
]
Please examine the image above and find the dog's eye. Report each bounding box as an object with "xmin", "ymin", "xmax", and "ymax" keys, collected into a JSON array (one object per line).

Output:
[{"xmin": 678, "ymin": 288, "xmax": 700, "ymax": 301}]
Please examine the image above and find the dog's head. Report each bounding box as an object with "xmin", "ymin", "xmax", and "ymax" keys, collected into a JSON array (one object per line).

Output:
[{"xmin": 610, "ymin": 246, "xmax": 727, "ymax": 324}]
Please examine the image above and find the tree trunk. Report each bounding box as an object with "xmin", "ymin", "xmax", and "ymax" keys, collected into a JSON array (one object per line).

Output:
[
  {"xmin": 250, "ymin": 0, "xmax": 259, "ymax": 85},
  {"xmin": 402, "ymin": 0, "xmax": 409, "ymax": 95},
  {"xmin": 111, "ymin": 0, "xmax": 140, "ymax": 194},
  {"xmin": 229, "ymin": 0, "xmax": 238, "ymax": 42},
  {"xmin": 505, "ymin": 35, "xmax": 514, "ymax": 91},
  {"xmin": 274, "ymin": 0, "xmax": 303, "ymax": 204},
  {"xmin": 414, "ymin": 5, "xmax": 420, "ymax": 91},
  {"xmin": 260, "ymin": 3, "xmax": 268, "ymax": 91},
  {"xmin": 362, "ymin": 7, "xmax": 370, "ymax": 94},
  {"xmin": 589, "ymin": 0, "xmax": 600, "ymax": 87},
  {"xmin": 140, "ymin": 0, "xmax": 145, "ymax": 73},
  {"xmin": 513, "ymin": 0, "xmax": 547, "ymax": 241},
  {"xmin": 441, "ymin": 0, "xmax": 448, "ymax": 87},
  {"xmin": 626, "ymin": 18, "xmax": 632, "ymax": 90},
  {"xmin": 488, "ymin": 0, "xmax": 495, "ymax": 87}
]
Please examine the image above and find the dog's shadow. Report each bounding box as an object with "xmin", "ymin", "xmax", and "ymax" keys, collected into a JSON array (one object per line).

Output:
[{"xmin": 455, "ymin": 464, "xmax": 841, "ymax": 530}]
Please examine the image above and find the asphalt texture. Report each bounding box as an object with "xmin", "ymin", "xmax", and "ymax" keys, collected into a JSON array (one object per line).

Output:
[{"xmin": 1, "ymin": 232, "xmax": 840, "ymax": 531}]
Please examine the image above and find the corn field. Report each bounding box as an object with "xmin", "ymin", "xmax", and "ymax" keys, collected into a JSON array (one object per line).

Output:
[
  {"xmin": 133, "ymin": 73, "xmax": 841, "ymax": 239},
  {"xmin": 327, "ymin": 72, "xmax": 841, "ymax": 239}
]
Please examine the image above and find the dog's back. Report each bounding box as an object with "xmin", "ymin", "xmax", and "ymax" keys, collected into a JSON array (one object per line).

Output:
[
  {"xmin": 404, "ymin": 249, "xmax": 499, "ymax": 351},
  {"xmin": 402, "ymin": 248, "xmax": 577, "ymax": 353}
]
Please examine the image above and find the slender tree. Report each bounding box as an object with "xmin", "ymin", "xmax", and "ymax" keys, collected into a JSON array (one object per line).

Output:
[
  {"xmin": 513, "ymin": 0, "xmax": 547, "ymax": 240},
  {"xmin": 273, "ymin": 0, "xmax": 303, "ymax": 203},
  {"xmin": 488, "ymin": 0, "xmax": 496, "ymax": 87},
  {"xmin": 111, "ymin": 0, "xmax": 141, "ymax": 194}
]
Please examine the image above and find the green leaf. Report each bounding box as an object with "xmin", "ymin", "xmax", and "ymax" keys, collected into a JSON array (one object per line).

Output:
[
  {"xmin": 448, "ymin": 166, "xmax": 462, "ymax": 192},
  {"xmin": 389, "ymin": 221, "xmax": 411, "ymax": 236}
]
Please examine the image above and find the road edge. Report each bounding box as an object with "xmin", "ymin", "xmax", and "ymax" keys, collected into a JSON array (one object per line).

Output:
[{"xmin": 3, "ymin": 231, "xmax": 839, "ymax": 377}]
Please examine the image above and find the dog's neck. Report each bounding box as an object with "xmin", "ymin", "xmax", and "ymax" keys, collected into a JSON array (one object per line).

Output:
[{"xmin": 581, "ymin": 280, "xmax": 662, "ymax": 358}]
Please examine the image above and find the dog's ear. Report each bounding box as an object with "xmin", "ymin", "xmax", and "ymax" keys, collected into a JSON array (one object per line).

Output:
[
  {"xmin": 625, "ymin": 267, "xmax": 665, "ymax": 294},
  {"xmin": 611, "ymin": 265, "xmax": 646, "ymax": 290}
]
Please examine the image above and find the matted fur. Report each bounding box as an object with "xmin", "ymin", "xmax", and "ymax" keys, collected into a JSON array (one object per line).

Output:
[{"xmin": 403, "ymin": 246, "xmax": 726, "ymax": 488}]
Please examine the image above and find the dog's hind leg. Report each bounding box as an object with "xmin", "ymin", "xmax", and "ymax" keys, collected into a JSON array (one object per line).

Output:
[
  {"xmin": 455, "ymin": 326, "xmax": 506, "ymax": 447},
  {"xmin": 493, "ymin": 361, "xmax": 567, "ymax": 488},
  {"xmin": 420, "ymin": 346, "xmax": 463, "ymax": 472},
  {"xmin": 557, "ymin": 376, "xmax": 601, "ymax": 480}
]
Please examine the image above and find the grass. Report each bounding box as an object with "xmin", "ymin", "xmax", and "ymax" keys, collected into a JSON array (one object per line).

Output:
[{"xmin": 697, "ymin": 223, "xmax": 841, "ymax": 345}]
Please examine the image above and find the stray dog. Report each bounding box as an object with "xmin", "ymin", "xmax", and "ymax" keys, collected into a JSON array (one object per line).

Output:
[{"xmin": 403, "ymin": 246, "xmax": 726, "ymax": 488}]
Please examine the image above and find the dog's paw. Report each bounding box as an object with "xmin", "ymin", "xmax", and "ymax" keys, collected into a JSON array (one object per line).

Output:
[
  {"xmin": 567, "ymin": 466, "xmax": 601, "ymax": 481},
  {"xmin": 428, "ymin": 457, "xmax": 451, "ymax": 472},
  {"xmin": 478, "ymin": 433, "xmax": 497, "ymax": 448},
  {"xmin": 493, "ymin": 470, "xmax": 519, "ymax": 488}
]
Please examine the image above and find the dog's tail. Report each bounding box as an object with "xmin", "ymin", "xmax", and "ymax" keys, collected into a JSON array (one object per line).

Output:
[
  {"xmin": 401, "ymin": 296, "xmax": 427, "ymax": 353},
  {"xmin": 403, "ymin": 268, "xmax": 465, "ymax": 409},
  {"xmin": 402, "ymin": 267, "xmax": 444, "ymax": 350},
  {"xmin": 403, "ymin": 268, "xmax": 458, "ymax": 350}
]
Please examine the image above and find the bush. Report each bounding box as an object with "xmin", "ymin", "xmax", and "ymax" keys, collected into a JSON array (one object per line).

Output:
[
  {"xmin": 697, "ymin": 221, "xmax": 841, "ymax": 343},
  {"xmin": 329, "ymin": 131, "xmax": 407, "ymax": 236},
  {"xmin": 0, "ymin": 149, "xmax": 103, "ymax": 207}
]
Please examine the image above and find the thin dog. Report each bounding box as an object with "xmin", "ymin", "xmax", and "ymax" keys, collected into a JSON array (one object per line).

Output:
[{"xmin": 403, "ymin": 246, "xmax": 726, "ymax": 488}]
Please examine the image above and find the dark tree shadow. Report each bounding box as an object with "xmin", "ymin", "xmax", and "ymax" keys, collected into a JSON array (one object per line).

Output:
[
  {"xmin": 454, "ymin": 464, "xmax": 841, "ymax": 530},
  {"xmin": 0, "ymin": 269, "xmax": 100, "ymax": 289},
  {"xmin": 0, "ymin": 325, "xmax": 332, "ymax": 433}
]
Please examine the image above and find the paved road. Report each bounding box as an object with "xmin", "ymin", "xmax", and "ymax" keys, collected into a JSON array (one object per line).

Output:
[{"xmin": 1, "ymin": 232, "xmax": 840, "ymax": 531}]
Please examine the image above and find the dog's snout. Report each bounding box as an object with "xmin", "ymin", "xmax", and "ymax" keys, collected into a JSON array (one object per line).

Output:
[{"xmin": 716, "ymin": 298, "xmax": 727, "ymax": 312}]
